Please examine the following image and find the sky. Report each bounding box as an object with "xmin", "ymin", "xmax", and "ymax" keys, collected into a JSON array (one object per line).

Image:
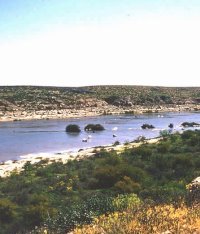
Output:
[{"xmin": 0, "ymin": 0, "xmax": 200, "ymax": 87}]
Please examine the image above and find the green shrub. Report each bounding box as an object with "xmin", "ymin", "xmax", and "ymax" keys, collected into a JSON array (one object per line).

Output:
[
  {"xmin": 141, "ymin": 124, "xmax": 155, "ymax": 129},
  {"xmin": 135, "ymin": 136, "xmax": 146, "ymax": 142},
  {"xmin": 157, "ymin": 142, "xmax": 170, "ymax": 153},
  {"xmin": 114, "ymin": 176, "xmax": 141, "ymax": 193},
  {"xmin": 66, "ymin": 124, "xmax": 81, "ymax": 133},
  {"xmin": 84, "ymin": 124, "xmax": 105, "ymax": 131},
  {"xmin": 131, "ymin": 146, "xmax": 152, "ymax": 159},
  {"xmin": 181, "ymin": 130, "xmax": 194, "ymax": 139},
  {"xmin": 181, "ymin": 122, "xmax": 200, "ymax": 127},
  {"xmin": 139, "ymin": 186, "xmax": 185, "ymax": 203},
  {"xmin": 0, "ymin": 199, "xmax": 17, "ymax": 223},
  {"xmin": 159, "ymin": 129, "xmax": 171, "ymax": 138},
  {"xmin": 113, "ymin": 140, "xmax": 120, "ymax": 146},
  {"xmin": 44, "ymin": 194, "xmax": 115, "ymax": 233},
  {"xmin": 112, "ymin": 193, "xmax": 140, "ymax": 211},
  {"xmin": 44, "ymin": 193, "xmax": 140, "ymax": 233}
]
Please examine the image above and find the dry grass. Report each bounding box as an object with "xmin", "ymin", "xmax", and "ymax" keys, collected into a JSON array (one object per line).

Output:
[{"xmin": 74, "ymin": 203, "xmax": 200, "ymax": 234}]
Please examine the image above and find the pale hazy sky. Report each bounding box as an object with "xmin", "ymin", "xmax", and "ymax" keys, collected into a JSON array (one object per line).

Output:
[{"xmin": 0, "ymin": 0, "xmax": 200, "ymax": 87}]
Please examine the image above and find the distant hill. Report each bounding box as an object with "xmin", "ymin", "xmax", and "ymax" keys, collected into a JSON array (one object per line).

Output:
[
  {"xmin": 0, "ymin": 85, "xmax": 200, "ymax": 120},
  {"xmin": 87, "ymin": 85, "xmax": 200, "ymax": 106}
]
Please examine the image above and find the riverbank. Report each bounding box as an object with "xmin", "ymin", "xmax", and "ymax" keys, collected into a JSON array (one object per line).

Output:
[
  {"xmin": 0, "ymin": 104, "xmax": 200, "ymax": 122},
  {"xmin": 0, "ymin": 137, "xmax": 160, "ymax": 177}
]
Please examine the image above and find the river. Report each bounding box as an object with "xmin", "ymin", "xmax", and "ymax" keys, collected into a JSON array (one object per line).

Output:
[{"xmin": 0, "ymin": 112, "xmax": 200, "ymax": 162}]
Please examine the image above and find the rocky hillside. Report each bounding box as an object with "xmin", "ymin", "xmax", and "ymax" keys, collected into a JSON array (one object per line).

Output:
[
  {"xmin": 0, "ymin": 86, "xmax": 106, "ymax": 112},
  {"xmin": 88, "ymin": 85, "xmax": 200, "ymax": 106},
  {"xmin": 0, "ymin": 85, "xmax": 200, "ymax": 121}
]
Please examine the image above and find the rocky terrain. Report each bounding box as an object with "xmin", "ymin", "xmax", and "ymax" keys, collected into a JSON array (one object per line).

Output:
[{"xmin": 0, "ymin": 85, "xmax": 200, "ymax": 121}]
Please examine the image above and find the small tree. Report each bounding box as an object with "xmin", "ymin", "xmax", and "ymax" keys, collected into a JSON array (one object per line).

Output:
[
  {"xmin": 113, "ymin": 141, "xmax": 120, "ymax": 146},
  {"xmin": 159, "ymin": 129, "xmax": 170, "ymax": 138}
]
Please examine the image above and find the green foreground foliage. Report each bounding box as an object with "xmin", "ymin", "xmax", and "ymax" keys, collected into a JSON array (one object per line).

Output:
[{"xmin": 0, "ymin": 130, "xmax": 200, "ymax": 233}]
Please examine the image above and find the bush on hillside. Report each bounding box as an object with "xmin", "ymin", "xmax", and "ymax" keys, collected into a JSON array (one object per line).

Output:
[{"xmin": 159, "ymin": 129, "xmax": 171, "ymax": 138}]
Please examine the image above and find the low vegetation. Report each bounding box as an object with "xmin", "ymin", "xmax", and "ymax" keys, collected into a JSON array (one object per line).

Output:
[
  {"xmin": 88, "ymin": 85, "xmax": 200, "ymax": 106},
  {"xmin": 181, "ymin": 122, "xmax": 200, "ymax": 128},
  {"xmin": 84, "ymin": 124, "xmax": 105, "ymax": 131},
  {"xmin": 141, "ymin": 123, "xmax": 155, "ymax": 129},
  {"xmin": 0, "ymin": 85, "xmax": 200, "ymax": 113},
  {"xmin": 0, "ymin": 130, "xmax": 200, "ymax": 233},
  {"xmin": 74, "ymin": 203, "xmax": 200, "ymax": 234},
  {"xmin": 66, "ymin": 124, "xmax": 81, "ymax": 133}
]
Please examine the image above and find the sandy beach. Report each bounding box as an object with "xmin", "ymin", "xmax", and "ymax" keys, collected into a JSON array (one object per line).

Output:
[{"xmin": 0, "ymin": 138, "xmax": 160, "ymax": 178}]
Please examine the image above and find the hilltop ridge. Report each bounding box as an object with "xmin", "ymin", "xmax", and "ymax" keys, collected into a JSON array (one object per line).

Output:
[{"xmin": 0, "ymin": 85, "xmax": 200, "ymax": 121}]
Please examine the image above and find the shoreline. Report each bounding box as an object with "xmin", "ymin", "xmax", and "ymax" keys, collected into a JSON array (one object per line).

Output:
[
  {"xmin": 0, "ymin": 107, "xmax": 200, "ymax": 177},
  {"xmin": 0, "ymin": 137, "xmax": 161, "ymax": 178},
  {"xmin": 0, "ymin": 104, "xmax": 200, "ymax": 122}
]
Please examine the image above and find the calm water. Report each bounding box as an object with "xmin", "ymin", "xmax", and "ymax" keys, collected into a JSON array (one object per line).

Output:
[{"xmin": 0, "ymin": 112, "xmax": 200, "ymax": 162}]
